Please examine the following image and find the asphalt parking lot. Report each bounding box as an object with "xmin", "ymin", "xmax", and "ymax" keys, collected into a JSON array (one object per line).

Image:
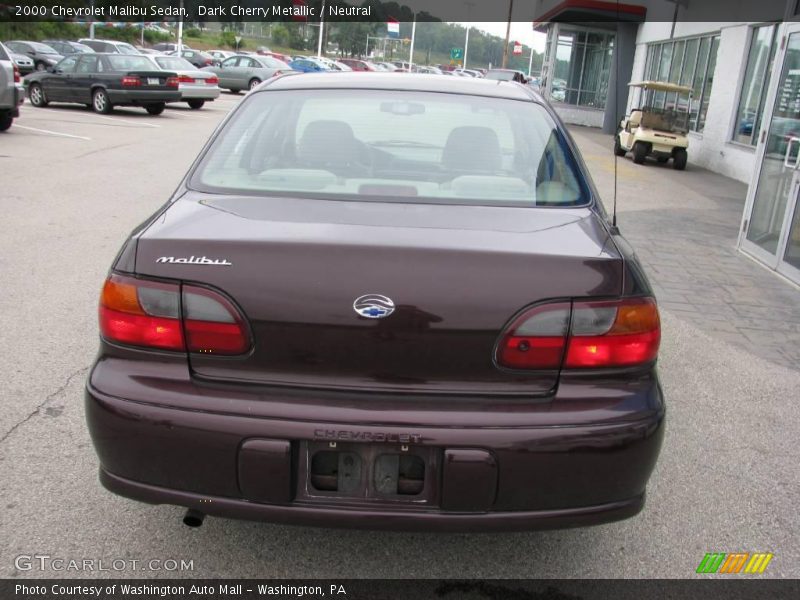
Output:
[{"xmin": 1, "ymin": 95, "xmax": 798, "ymax": 579}]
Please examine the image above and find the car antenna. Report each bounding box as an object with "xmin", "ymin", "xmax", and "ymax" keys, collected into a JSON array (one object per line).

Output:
[{"xmin": 611, "ymin": 2, "xmax": 620, "ymax": 234}]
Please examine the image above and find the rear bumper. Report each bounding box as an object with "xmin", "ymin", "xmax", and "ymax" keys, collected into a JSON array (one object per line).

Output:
[
  {"xmin": 85, "ymin": 359, "xmax": 665, "ymax": 532},
  {"xmin": 100, "ymin": 469, "xmax": 645, "ymax": 532},
  {"xmin": 107, "ymin": 89, "xmax": 182, "ymax": 105},
  {"xmin": 179, "ymin": 85, "xmax": 220, "ymax": 100}
]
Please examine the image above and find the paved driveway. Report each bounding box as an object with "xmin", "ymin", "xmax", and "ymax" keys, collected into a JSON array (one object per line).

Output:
[{"xmin": 0, "ymin": 106, "xmax": 797, "ymax": 580}]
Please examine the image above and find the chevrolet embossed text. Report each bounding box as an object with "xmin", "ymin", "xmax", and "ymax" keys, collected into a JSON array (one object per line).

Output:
[{"xmin": 314, "ymin": 429, "xmax": 423, "ymax": 444}]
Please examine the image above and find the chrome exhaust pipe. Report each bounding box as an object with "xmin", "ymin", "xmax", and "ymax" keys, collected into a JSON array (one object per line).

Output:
[{"xmin": 183, "ymin": 509, "xmax": 205, "ymax": 528}]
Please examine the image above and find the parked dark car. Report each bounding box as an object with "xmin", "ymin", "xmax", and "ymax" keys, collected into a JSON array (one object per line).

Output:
[
  {"xmin": 3, "ymin": 40, "xmax": 63, "ymax": 71},
  {"xmin": 78, "ymin": 38, "xmax": 140, "ymax": 55},
  {"xmin": 86, "ymin": 73, "xmax": 665, "ymax": 532},
  {"xmin": 24, "ymin": 53, "xmax": 179, "ymax": 115},
  {"xmin": 42, "ymin": 40, "xmax": 95, "ymax": 56},
  {"xmin": 168, "ymin": 48, "xmax": 215, "ymax": 69},
  {"xmin": 0, "ymin": 42, "xmax": 23, "ymax": 131}
]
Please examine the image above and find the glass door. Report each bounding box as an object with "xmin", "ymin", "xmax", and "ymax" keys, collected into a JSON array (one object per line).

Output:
[{"xmin": 741, "ymin": 23, "xmax": 800, "ymax": 284}]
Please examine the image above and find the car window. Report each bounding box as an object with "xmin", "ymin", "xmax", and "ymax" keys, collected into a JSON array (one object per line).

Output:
[
  {"xmin": 241, "ymin": 58, "xmax": 258, "ymax": 68},
  {"xmin": 222, "ymin": 57, "xmax": 238, "ymax": 67},
  {"xmin": 116, "ymin": 43, "xmax": 139, "ymax": 54},
  {"xmin": 0, "ymin": 44, "xmax": 8, "ymax": 61},
  {"xmin": 191, "ymin": 90, "xmax": 589, "ymax": 207},
  {"xmin": 106, "ymin": 55, "xmax": 156, "ymax": 71},
  {"xmin": 29, "ymin": 42, "xmax": 59, "ymax": 54},
  {"xmin": 6, "ymin": 42, "xmax": 23, "ymax": 53},
  {"xmin": 56, "ymin": 55, "xmax": 79, "ymax": 73},
  {"xmin": 76, "ymin": 55, "xmax": 98, "ymax": 74},
  {"xmin": 155, "ymin": 56, "xmax": 194, "ymax": 70}
]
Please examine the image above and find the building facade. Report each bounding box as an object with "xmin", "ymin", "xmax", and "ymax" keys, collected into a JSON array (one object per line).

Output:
[{"xmin": 534, "ymin": 0, "xmax": 800, "ymax": 285}]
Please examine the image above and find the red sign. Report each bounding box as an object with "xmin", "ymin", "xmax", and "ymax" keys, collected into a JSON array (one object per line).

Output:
[{"xmin": 513, "ymin": 41, "xmax": 523, "ymax": 55}]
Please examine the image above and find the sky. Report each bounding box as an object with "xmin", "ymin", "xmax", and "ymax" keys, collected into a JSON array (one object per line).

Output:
[{"xmin": 458, "ymin": 22, "xmax": 547, "ymax": 53}]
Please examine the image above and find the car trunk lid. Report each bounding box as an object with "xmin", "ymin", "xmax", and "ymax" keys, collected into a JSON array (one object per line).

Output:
[{"xmin": 134, "ymin": 192, "xmax": 622, "ymax": 395}]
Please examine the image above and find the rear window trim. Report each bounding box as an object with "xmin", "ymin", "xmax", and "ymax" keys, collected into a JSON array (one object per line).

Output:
[{"xmin": 185, "ymin": 87, "xmax": 596, "ymax": 210}]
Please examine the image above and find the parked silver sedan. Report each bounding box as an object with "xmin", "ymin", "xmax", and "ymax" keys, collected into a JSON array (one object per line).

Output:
[
  {"xmin": 202, "ymin": 54, "xmax": 291, "ymax": 93},
  {"xmin": 144, "ymin": 54, "xmax": 220, "ymax": 109}
]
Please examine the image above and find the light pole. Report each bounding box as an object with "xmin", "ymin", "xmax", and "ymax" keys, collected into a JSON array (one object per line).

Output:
[
  {"xmin": 502, "ymin": 0, "xmax": 514, "ymax": 68},
  {"xmin": 317, "ymin": 0, "xmax": 326, "ymax": 58},
  {"xmin": 463, "ymin": 2, "xmax": 474, "ymax": 70}
]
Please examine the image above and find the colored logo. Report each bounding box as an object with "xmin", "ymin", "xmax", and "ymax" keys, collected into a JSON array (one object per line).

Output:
[
  {"xmin": 696, "ymin": 552, "xmax": 774, "ymax": 574},
  {"xmin": 353, "ymin": 294, "xmax": 395, "ymax": 319}
]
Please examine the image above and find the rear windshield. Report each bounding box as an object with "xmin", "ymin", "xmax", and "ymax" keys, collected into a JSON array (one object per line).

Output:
[
  {"xmin": 106, "ymin": 55, "xmax": 156, "ymax": 71},
  {"xmin": 0, "ymin": 44, "xmax": 8, "ymax": 61},
  {"xmin": 190, "ymin": 89, "xmax": 590, "ymax": 207},
  {"xmin": 31, "ymin": 42, "xmax": 59, "ymax": 54},
  {"xmin": 486, "ymin": 71, "xmax": 516, "ymax": 81},
  {"xmin": 155, "ymin": 56, "xmax": 194, "ymax": 71},
  {"xmin": 116, "ymin": 43, "xmax": 140, "ymax": 55}
]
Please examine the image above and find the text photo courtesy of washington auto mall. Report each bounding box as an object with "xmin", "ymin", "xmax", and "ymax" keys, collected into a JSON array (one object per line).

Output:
[{"xmin": 1, "ymin": 0, "xmax": 800, "ymax": 598}]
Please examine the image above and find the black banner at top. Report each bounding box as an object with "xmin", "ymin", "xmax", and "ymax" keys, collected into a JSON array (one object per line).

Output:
[{"xmin": 0, "ymin": 0, "xmax": 798, "ymax": 23}]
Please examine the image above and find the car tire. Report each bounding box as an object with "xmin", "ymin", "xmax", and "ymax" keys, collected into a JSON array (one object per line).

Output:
[
  {"xmin": 145, "ymin": 103, "xmax": 166, "ymax": 116},
  {"xmin": 613, "ymin": 135, "xmax": 626, "ymax": 157},
  {"xmin": 0, "ymin": 113, "xmax": 13, "ymax": 132},
  {"xmin": 673, "ymin": 148, "xmax": 688, "ymax": 170},
  {"xmin": 187, "ymin": 99, "xmax": 205, "ymax": 110},
  {"xmin": 29, "ymin": 83, "xmax": 48, "ymax": 107},
  {"xmin": 92, "ymin": 89, "xmax": 112, "ymax": 114},
  {"xmin": 248, "ymin": 78, "xmax": 261, "ymax": 91},
  {"xmin": 632, "ymin": 142, "xmax": 648, "ymax": 165}
]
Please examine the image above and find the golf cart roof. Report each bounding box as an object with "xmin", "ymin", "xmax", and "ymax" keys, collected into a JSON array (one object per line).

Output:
[{"xmin": 629, "ymin": 80, "xmax": 693, "ymax": 94}]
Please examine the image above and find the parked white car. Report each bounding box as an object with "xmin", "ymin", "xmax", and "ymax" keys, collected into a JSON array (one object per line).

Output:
[{"xmin": 144, "ymin": 54, "xmax": 220, "ymax": 109}]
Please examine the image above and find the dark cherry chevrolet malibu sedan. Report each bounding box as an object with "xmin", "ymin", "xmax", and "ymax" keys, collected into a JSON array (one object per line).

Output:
[{"xmin": 86, "ymin": 73, "xmax": 665, "ymax": 531}]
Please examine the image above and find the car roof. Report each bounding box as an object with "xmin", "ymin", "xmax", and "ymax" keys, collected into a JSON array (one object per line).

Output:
[
  {"xmin": 263, "ymin": 72, "xmax": 534, "ymax": 100},
  {"xmin": 629, "ymin": 80, "xmax": 693, "ymax": 94}
]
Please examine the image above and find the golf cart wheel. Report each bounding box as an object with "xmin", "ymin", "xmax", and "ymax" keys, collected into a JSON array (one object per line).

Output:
[
  {"xmin": 187, "ymin": 99, "xmax": 205, "ymax": 110},
  {"xmin": 673, "ymin": 148, "xmax": 688, "ymax": 170},
  {"xmin": 632, "ymin": 142, "xmax": 648, "ymax": 164},
  {"xmin": 145, "ymin": 103, "xmax": 165, "ymax": 116},
  {"xmin": 613, "ymin": 135, "xmax": 626, "ymax": 157},
  {"xmin": 29, "ymin": 83, "xmax": 48, "ymax": 107},
  {"xmin": 657, "ymin": 156, "xmax": 669, "ymax": 163}
]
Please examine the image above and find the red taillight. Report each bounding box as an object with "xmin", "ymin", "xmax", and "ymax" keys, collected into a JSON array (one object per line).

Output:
[
  {"xmin": 565, "ymin": 298, "xmax": 660, "ymax": 368},
  {"xmin": 496, "ymin": 298, "xmax": 660, "ymax": 370},
  {"xmin": 166, "ymin": 76, "xmax": 179, "ymax": 88},
  {"xmin": 98, "ymin": 274, "xmax": 250, "ymax": 355},
  {"xmin": 13, "ymin": 64, "xmax": 20, "ymax": 83},
  {"xmin": 204, "ymin": 58, "xmax": 212, "ymax": 65},
  {"xmin": 182, "ymin": 285, "xmax": 250, "ymax": 355},
  {"xmin": 496, "ymin": 303, "xmax": 570, "ymax": 370},
  {"xmin": 205, "ymin": 75, "xmax": 218, "ymax": 85},
  {"xmin": 178, "ymin": 74, "xmax": 195, "ymax": 84},
  {"xmin": 121, "ymin": 75, "xmax": 141, "ymax": 87},
  {"xmin": 99, "ymin": 275, "xmax": 183, "ymax": 351}
]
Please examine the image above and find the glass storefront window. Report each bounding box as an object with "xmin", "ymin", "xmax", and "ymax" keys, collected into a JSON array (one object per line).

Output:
[
  {"xmin": 644, "ymin": 34, "xmax": 720, "ymax": 132},
  {"xmin": 733, "ymin": 25, "xmax": 779, "ymax": 146},
  {"xmin": 548, "ymin": 28, "xmax": 614, "ymax": 109}
]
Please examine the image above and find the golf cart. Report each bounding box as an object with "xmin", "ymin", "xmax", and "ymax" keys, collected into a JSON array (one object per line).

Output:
[{"xmin": 615, "ymin": 81, "xmax": 693, "ymax": 170}]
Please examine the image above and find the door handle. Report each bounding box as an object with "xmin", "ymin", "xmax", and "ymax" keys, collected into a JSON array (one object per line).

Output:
[{"xmin": 784, "ymin": 136, "xmax": 800, "ymax": 169}]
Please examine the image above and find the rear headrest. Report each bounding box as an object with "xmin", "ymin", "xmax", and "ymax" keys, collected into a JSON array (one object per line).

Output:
[
  {"xmin": 442, "ymin": 126, "xmax": 502, "ymax": 172},
  {"xmin": 297, "ymin": 120, "xmax": 360, "ymax": 168}
]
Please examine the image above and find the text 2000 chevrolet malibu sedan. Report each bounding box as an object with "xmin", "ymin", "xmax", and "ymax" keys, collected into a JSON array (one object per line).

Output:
[{"xmin": 86, "ymin": 73, "xmax": 665, "ymax": 532}]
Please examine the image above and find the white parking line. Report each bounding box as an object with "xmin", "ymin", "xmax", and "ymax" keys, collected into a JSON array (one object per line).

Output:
[
  {"xmin": 13, "ymin": 125, "xmax": 91, "ymax": 140},
  {"xmin": 91, "ymin": 114, "xmax": 161, "ymax": 128}
]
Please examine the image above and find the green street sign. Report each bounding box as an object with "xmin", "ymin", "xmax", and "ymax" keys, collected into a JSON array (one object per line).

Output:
[{"xmin": 450, "ymin": 48, "xmax": 464, "ymax": 60}]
